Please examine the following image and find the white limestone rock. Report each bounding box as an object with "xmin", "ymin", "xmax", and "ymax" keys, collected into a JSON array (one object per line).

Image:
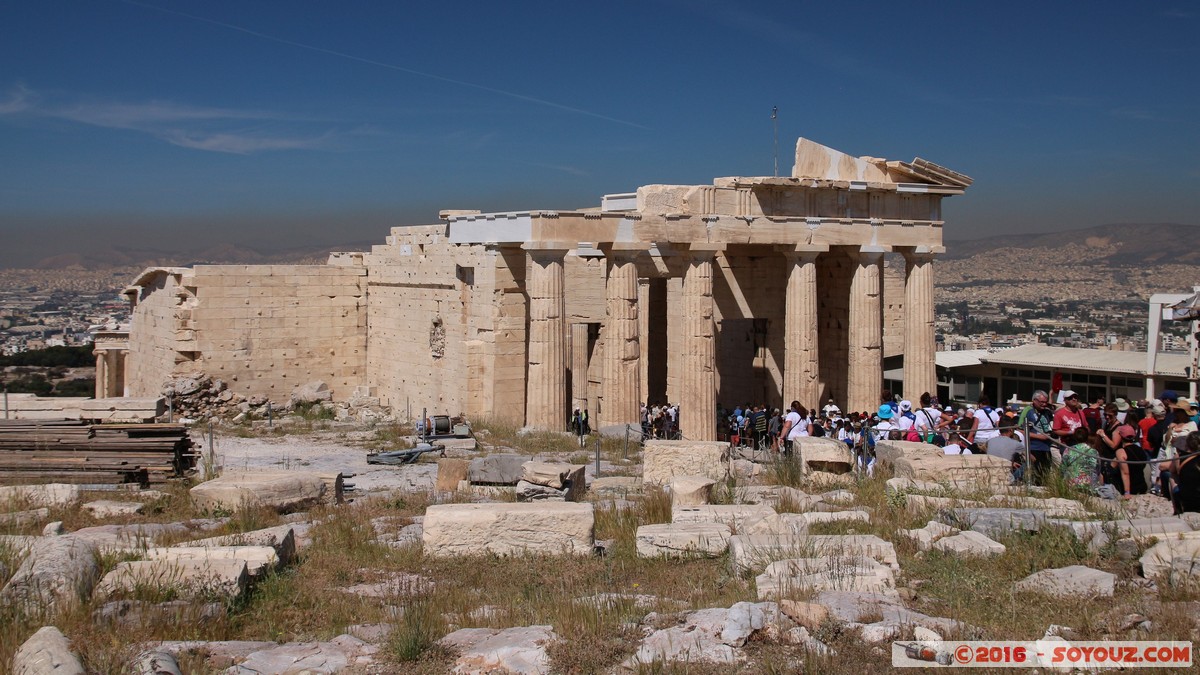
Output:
[
  {"xmin": 96, "ymin": 558, "xmax": 249, "ymax": 601},
  {"xmin": 515, "ymin": 481, "xmax": 568, "ymax": 502},
  {"xmin": 520, "ymin": 462, "xmax": 583, "ymax": 490},
  {"xmin": 899, "ymin": 521, "xmax": 959, "ymax": 551},
  {"xmin": 190, "ymin": 472, "xmax": 332, "ymax": 513},
  {"xmin": 439, "ymin": 625, "xmax": 557, "ymax": 675},
  {"xmin": 13, "ymin": 626, "xmax": 85, "ymax": 675},
  {"xmin": 878, "ymin": 443, "xmax": 1011, "ymax": 488},
  {"xmin": 178, "ymin": 524, "xmax": 302, "ymax": 563},
  {"xmin": 1139, "ymin": 534, "xmax": 1200, "ymax": 580},
  {"xmin": 672, "ymin": 504, "xmax": 777, "ymax": 532},
  {"xmin": 800, "ymin": 510, "xmax": 870, "ymax": 527},
  {"xmin": 590, "ymin": 476, "xmax": 642, "ymax": 498},
  {"xmin": 933, "ymin": 530, "xmax": 1005, "ymax": 556},
  {"xmin": 670, "ymin": 475, "xmax": 716, "ymax": 507},
  {"xmin": 83, "ymin": 500, "xmax": 145, "ymax": 518},
  {"xmin": 798, "ymin": 437, "xmax": 854, "ymax": 474},
  {"xmin": 1, "ymin": 535, "xmax": 99, "ymax": 613},
  {"xmin": 1015, "ymin": 565, "xmax": 1116, "ymax": 598},
  {"xmin": 422, "ymin": 503, "xmax": 594, "ymax": 557},
  {"xmin": 643, "ymin": 440, "xmax": 728, "ymax": 485},
  {"xmin": 636, "ymin": 523, "xmax": 732, "ymax": 558},
  {"xmin": 0, "ymin": 508, "xmax": 49, "ymax": 527},
  {"xmin": 757, "ymin": 555, "xmax": 895, "ymax": 599},
  {"xmin": 135, "ymin": 651, "xmax": 183, "ymax": 675},
  {"xmin": 0, "ymin": 484, "xmax": 80, "ymax": 509},
  {"xmin": 289, "ymin": 380, "xmax": 331, "ymax": 406},
  {"xmin": 729, "ymin": 534, "xmax": 898, "ymax": 574},
  {"xmin": 144, "ymin": 546, "xmax": 279, "ymax": 579},
  {"xmin": 468, "ymin": 454, "xmax": 528, "ymax": 485},
  {"xmin": 223, "ymin": 634, "xmax": 377, "ymax": 674}
]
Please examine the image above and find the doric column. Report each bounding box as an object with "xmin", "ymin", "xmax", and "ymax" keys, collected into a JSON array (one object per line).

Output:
[
  {"xmin": 570, "ymin": 323, "xmax": 590, "ymax": 415},
  {"xmin": 94, "ymin": 348, "xmax": 108, "ymax": 399},
  {"xmin": 522, "ymin": 242, "xmax": 570, "ymax": 430},
  {"xmin": 781, "ymin": 245, "xmax": 828, "ymax": 410},
  {"xmin": 680, "ymin": 245, "xmax": 722, "ymax": 441},
  {"xmin": 847, "ymin": 246, "xmax": 886, "ymax": 414},
  {"xmin": 903, "ymin": 247, "xmax": 938, "ymax": 402},
  {"xmin": 602, "ymin": 245, "xmax": 644, "ymax": 428}
]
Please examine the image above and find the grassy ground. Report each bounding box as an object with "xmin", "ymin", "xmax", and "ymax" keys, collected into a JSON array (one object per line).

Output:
[{"xmin": 2, "ymin": 426, "xmax": 1199, "ymax": 673}]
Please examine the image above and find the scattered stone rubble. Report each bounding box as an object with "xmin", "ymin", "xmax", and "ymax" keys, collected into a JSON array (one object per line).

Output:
[
  {"xmin": 161, "ymin": 374, "xmax": 392, "ymax": 424},
  {"xmin": 5, "ymin": 432, "xmax": 1200, "ymax": 672}
]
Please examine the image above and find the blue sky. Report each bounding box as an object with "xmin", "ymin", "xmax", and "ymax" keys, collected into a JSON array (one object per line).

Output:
[{"xmin": 1, "ymin": 0, "xmax": 1197, "ymax": 265}]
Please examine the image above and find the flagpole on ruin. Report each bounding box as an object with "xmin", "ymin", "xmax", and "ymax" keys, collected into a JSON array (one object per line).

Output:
[{"xmin": 772, "ymin": 106, "xmax": 779, "ymax": 177}]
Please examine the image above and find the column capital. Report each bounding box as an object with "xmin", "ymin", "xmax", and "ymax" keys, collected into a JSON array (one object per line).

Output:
[
  {"xmin": 856, "ymin": 245, "xmax": 889, "ymax": 261},
  {"xmin": 777, "ymin": 244, "xmax": 829, "ymax": 260},
  {"xmin": 901, "ymin": 245, "xmax": 944, "ymax": 262},
  {"xmin": 522, "ymin": 240, "xmax": 574, "ymax": 251}
]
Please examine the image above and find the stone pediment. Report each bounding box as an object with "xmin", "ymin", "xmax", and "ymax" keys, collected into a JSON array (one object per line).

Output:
[{"xmin": 791, "ymin": 137, "xmax": 972, "ymax": 188}]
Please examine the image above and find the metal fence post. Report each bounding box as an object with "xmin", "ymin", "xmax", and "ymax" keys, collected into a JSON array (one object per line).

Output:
[
  {"xmin": 1023, "ymin": 419, "xmax": 1031, "ymax": 492},
  {"xmin": 595, "ymin": 434, "xmax": 601, "ymax": 477}
]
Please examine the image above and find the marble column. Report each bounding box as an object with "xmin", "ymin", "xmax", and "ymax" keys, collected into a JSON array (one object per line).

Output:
[
  {"xmin": 602, "ymin": 246, "xmax": 643, "ymax": 428},
  {"xmin": 570, "ymin": 323, "xmax": 591, "ymax": 415},
  {"xmin": 680, "ymin": 246, "xmax": 721, "ymax": 441},
  {"xmin": 847, "ymin": 246, "xmax": 885, "ymax": 414},
  {"xmin": 782, "ymin": 245, "xmax": 827, "ymax": 409},
  {"xmin": 94, "ymin": 349, "xmax": 108, "ymax": 399},
  {"xmin": 903, "ymin": 247, "xmax": 937, "ymax": 402},
  {"xmin": 523, "ymin": 243, "xmax": 570, "ymax": 430}
]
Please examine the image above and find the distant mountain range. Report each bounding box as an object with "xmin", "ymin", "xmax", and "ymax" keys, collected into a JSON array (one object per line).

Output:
[
  {"xmin": 10, "ymin": 222, "xmax": 1198, "ymax": 270},
  {"xmin": 25, "ymin": 241, "xmax": 378, "ymax": 271},
  {"xmin": 943, "ymin": 222, "xmax": 1200, "ymax": 264}
]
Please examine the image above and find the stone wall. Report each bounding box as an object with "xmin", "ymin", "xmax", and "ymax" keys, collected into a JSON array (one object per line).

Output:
[
  {"xmin": 188, "ymin": 264, "xmax": 367, "ymax": 402},
  {"xmin": 126, "ymin": 269, "xmax": 193, "ymax": 397},
  {"xmin": 361, "ymin": 227, "xmax": 599, "ymax": 424}
]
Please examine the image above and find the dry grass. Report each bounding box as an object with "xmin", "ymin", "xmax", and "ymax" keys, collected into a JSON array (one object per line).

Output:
[{"xmin": 5, "ymin": 422, "xmax": 1200, "ymax": 672}]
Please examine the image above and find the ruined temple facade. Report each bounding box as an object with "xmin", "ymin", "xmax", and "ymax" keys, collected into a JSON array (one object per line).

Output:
[{"xmin": 120, "ymin": 139, "xmax": 971, "ymax": 439}]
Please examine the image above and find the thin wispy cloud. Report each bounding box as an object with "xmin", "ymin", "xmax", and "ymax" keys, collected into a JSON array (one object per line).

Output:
[
  {"xmin": 0, "ymin": 84, "xmax": 334, "ymax": 154},
  {"xmin": 160, "ymin": 130, "xmax": 332, "ymax": 153},
  {"xmin": 118, "ymin": 0, "xmax": 649, "ymax": 131},
  {"xmin": 1110, "ymin": 107, "xmax": 1161, "ymax": 121},
  {"xmin": 515, "ymin": 160, "xmax": 591, "ymax": 177}
]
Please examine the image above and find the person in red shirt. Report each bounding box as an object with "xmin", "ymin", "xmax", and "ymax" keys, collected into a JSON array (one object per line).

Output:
[
  {"xmin": 1138, "ymin": 400, "xmax": 1157, "ymax": 451},
  {"xmin": 1053, "ymin": 390, "xmax": 1088, "ymax": 443}
]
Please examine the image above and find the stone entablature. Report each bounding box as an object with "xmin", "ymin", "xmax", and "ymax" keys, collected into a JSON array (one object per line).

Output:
[{"xmin": 123, "ymin": 138, "xmax": 970, "ymax": 432}]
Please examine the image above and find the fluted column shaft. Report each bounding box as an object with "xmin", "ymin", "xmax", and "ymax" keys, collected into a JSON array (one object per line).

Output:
[
  {"xmin": 681, "ymin": 249, "xmax": 719, "ymax": 441},
  {"xmin": 904, "ymin": 249, "xmax": 937, "ymax": 402},
  {"xmin": 783, "ymin": 246, "xmax": 825, "ymax": 410},
  {"xmin": 847, "ymin": 247, "xmax": 885, "ymax": 414},
  {"xmin": 570, "ymin": 323, "xmax": 590, "ymax": 415},
  {"xmin": 94, "ymin": 349, "xmax": 108, "ymax": 399},
  {"xmin": 602, "ymin": 250, "xmax": 641, "ymax": 427},
  {"xmin": 524, "ymin": 245, "xmax": 568, "ymax": 430}
]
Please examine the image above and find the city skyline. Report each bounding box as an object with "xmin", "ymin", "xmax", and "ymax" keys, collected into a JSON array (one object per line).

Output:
[{"xmin": 1, "ymin": 0, "xmax": 1197, "ymax": 266}]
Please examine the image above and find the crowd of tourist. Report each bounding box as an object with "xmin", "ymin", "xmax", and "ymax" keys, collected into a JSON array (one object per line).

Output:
[
  {"xmin": 578, "ymin": 385, "xmax": 1200, "ymax": 515},
  {"xmin": 711, "ymin": 387, "xmax": 1200, "ymax": 514}
]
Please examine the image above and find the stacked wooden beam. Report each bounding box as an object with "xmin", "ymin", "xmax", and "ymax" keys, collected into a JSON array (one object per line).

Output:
[{"xmin": 0, "ymin": 420, "xmax": 196, "ymax": 485}]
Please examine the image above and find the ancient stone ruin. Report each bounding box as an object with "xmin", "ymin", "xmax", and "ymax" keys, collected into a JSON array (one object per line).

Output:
[{"xmin": 112, "ymin": 138, "xmax": 971, "ymax": 431}]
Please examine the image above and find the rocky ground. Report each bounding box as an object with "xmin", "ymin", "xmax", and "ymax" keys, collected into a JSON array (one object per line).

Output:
[{"xmin": 1, "ymin": 422, "xmax": 1199, "ymax": 674}]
